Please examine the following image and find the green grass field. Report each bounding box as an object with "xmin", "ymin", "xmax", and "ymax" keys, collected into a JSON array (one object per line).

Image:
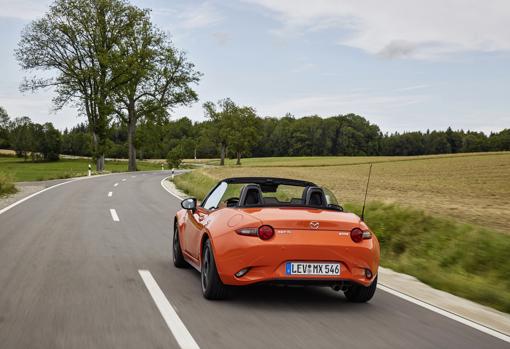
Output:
[
  {"xmin": 174, "ymin": 152, "xmax": 510, "ymax": 312},
  {"xmin": 0, "ymin": 156, "xmax": 163, "ymax": 182}
]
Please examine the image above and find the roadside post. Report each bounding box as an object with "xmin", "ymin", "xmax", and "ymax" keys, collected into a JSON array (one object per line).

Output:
[
  {"xmin": 161, "ymin": 164, "xmax": 164, "ymax": 171},
  {"xmin": 88, "ymin": 164, "xmax": 91, "ymax": 177},
  {"xmin": 172, "ymin": 168, "xmax": 175, "ymax": 180}
]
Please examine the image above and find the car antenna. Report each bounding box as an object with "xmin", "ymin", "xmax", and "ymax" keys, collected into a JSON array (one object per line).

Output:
[{"xmin": 361, "ymin": 163, "xmax": 373, "ymax": 221}]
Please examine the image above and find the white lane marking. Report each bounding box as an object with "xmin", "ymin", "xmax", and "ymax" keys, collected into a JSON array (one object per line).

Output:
[
  {"xmin": 131, "ymin": 175, "xmax": 136, "ymax": 178},
  {"xmin": 110, "ymin": 209, "xmax": 119, "ymax": 222},
  {"xmin": 160, "ymin": 177, "xmax": 184, "ymax": 200},
  {"xmin": 379, "ymin": 284, "xmax": 510, "ymax": 343},
  {"xmin": 114, "ymin": 183, "xmax": 119, "ymax": 187},
  {"xmin": 0, "ymin": 174, "xmax": 111, "ymax": 216},
  {"xmin": 122, "ymin": 178, "xmax": 127, "ymax": 182},
  {"xmin": 108, "ymin": 192, "xmax": 113, "ymax": 197},
  {"xmin": 138, "ymin": 270, "xmax": 200, "ymax": 349}
]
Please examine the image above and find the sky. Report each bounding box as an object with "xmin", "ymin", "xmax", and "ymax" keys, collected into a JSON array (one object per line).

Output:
[{"xmin": 0, "ymin": 0, "xmax": 509, "ymax": 133}]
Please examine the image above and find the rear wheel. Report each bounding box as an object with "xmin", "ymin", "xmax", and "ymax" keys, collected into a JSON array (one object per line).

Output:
[
  {"xmin": 173, "ymin": 222, "xmax": 187, "ymax": 268},
  {"xmin": 201, "ymin": 239, "xmax": 230, "ymax": 300},
  {"xmin": 344, "ymin": 276, "xmax": 377, "ymax": 303}
]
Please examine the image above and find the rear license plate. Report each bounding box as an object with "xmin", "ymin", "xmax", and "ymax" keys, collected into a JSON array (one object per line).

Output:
[{"xmin": 285, "ymin": 262, "xmax": 340, "ymax": 276}]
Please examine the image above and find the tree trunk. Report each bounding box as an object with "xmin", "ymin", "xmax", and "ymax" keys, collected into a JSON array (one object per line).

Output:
[
  {"xmin": 236, "ymin": 151, "xmax": 241, "ymax": 165},
  {"xmin": 96, "ymin": 155, "xmax": 105, "ymax": 172},
  {"xmin": 92, "ymin": 131, "xmax": 103, "ymax": 172},
  {"xmin": 220, "ymin": 143, "xmax": 225, "ymax": 166},
  {"xmin": 127, "ymin": 100, "xmax": 137, "ymax": 172}
]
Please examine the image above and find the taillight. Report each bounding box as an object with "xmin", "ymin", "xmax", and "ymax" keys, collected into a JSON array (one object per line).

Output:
[
  {"xmin": 350, "ymin": 228, "xmax": 372, "ymax": 243},
  {"xmin": 236, "ymin": 225, "xmax": 275, "ymax": 240},
  {"xmin": 258, "ymin": 225, "xmax": 274, "ymax": 240}
]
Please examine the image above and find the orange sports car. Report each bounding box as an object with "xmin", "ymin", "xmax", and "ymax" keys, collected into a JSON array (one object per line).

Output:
[{"xmin": 173, "ymin": 177, "xmax": 380, "ymax": 301}]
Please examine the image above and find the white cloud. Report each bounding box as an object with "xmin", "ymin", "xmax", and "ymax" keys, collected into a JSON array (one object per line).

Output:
[
  {"xmin": 257, "ymin": 91, "xmax": 427, "ymax": 118},
  {"xmin": 176, "ymin": 2, "xmax": 222, "ymax": 29},
  {"xmin": 246, "ymin": 0, "xmax": 510, "ymax": 60}
]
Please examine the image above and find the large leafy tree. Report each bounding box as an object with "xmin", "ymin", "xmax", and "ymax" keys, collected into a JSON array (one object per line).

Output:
[
  {"xmin": 227, "ymin": 106, "xmax": 260, "ymax": 165},
  {"xmin": 16, "ymin": 0, "xmax": 146, "ymax": 171},
  {"xmin": 9, "ymin": 117, "xmax": 34, "ymax": 160},
  {"xmin": 112, "ymin": 21, "xmax": 200, "ymax": 171}
]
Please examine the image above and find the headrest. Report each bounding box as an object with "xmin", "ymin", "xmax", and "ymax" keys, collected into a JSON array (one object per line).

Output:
[{"xmin": 239, "ymin": 184, "xmax": 263, "ymax": 206}]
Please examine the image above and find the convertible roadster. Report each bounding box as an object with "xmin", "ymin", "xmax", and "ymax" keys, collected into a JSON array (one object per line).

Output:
[{"xmin": 173, "ymin": 177, "xmax": 380, "ymax": 301}]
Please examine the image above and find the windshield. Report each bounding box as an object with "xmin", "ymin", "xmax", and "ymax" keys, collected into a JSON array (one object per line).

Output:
[{"xmin": 201, "ymin": 181, "xmax": 342, "ymax": 211}]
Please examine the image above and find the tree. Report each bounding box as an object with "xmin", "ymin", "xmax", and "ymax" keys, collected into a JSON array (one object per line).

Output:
[
  {"xmin": 16, "ymin": 0, "xmax": 146, "ymax": 171},
  {"xmin": 9, "ymin": 117, "xmax": 34, "ymax": 160},
  {"xmin": 203, "ymin": 98, "xmax": 238, "ymax": 166},
  {"xmin": 166, "ymin": 145, "xmax": 184, "ymax": 169},
  {"xmin": 40, "ymin": 123, "xmax": 62, "ymax": 161},
  {"xmin": 227, "ymin": 106, "xmax": 260, "ymax": 165},
  {"xmin": 112, "ymin": 21, "xmax": 200, "ymax": 171},
  {"xmin": 0, "ymin": 106, "xmax": 10, "ymax": 149}
]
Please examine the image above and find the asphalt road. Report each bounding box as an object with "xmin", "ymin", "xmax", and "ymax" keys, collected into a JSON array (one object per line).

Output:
[{"xmin": 0, "ymin": 171, "xmax": 507, "ymax": 349}]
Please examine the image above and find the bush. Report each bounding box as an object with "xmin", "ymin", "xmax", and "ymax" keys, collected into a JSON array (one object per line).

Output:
[
  {"xmin": 0, "ymin": 172, "xmax": 17, "ymax": 196},
  {"xmin": 167, "ymin": 145, "xmax": 184, "ymax": 169}
]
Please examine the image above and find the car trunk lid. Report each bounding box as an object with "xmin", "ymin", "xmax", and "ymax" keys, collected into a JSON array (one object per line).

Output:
[{"xmin": 239, "ymin": 207, "xmax": 360, "ymax": 231}]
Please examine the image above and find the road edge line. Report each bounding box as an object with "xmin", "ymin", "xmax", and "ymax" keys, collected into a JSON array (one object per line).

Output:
[
  {"xmin": 160, "ymin": 176, "xmax": 185, "ymax": 200},
  {"xmin": 379, "ymin": 284, "xmax": 510, "ymax": 343},
  {"xmin": 138, "ymin": 270, "xmax": 200, "ymax": 349}
]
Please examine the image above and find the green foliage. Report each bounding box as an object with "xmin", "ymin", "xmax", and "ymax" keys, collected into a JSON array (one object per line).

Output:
[
  {"xmin": 16, "ymin": 0, "xmax": 164, "ymax": 170},
  {"xmin": 0, "ymin": 172, "xmax": 17, "ymax": 196},
  {"xmin": 7, "ymin": 117, "xmax": 61, "ymax": 161},
  {"xmin": 39, "ymin": 123, "xmax": 61, "ymax": 161},
  {"xmin": 9, "ymin": 117, "xmax": 33, "ymax": 160},
  {"xmin": 111, "ymin": 9, "xmax": 200, "ymax": 171},
  {"xmin": 0, "ymin": 106, "xmax": 9, "ymax": 149},
  {"xmin": 345, "ymin": 202, "xmax": 510, "ymax": 312},
  {"xmin": 172, "ymin": 171, "xmax": 216, "ymax": 201},
  {"xmin": 167, "ymin": 145, "xmax": 184, "ymax": 169},
  {"xmin": 61, "ymin": 123, "xmax": 92, "ymax": 156}
]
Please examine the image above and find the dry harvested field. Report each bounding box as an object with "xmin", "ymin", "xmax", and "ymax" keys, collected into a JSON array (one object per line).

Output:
[
  {"xmin": 0, "ymin": 149, "xmax": 15, "ymax": 156},
  {"xmin": 194, "ymin": 152, "xmax": 510, "ymax": 233}
]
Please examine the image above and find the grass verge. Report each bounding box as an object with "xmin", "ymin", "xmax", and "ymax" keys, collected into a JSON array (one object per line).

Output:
[
  {"xmin": 173, "ymin": 170, "xmax": 510, "ymax": 313},
  {"xmin": 0, "ymin": 157, "xmax": 163, "ymax": 182},
  {"xmin": 0, "ymin": 172, "xmax": 18, "ymax": 197}
]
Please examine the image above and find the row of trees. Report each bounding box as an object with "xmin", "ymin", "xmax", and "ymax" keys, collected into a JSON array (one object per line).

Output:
[
  {"xmin": 17, "ymin": 0, "xmax": 199, "ymax": 171},
  {"xmin": 0, "ymin": 109, "xmax": 61, "ymax": 161},
  {"xmin": 3, "ymin": 104, "xmax": 508, "ymax": 164}
]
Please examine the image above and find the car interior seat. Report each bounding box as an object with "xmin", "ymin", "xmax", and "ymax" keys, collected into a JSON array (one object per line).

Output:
[
  {"xmin": 239, "ymin": 184, "xmax": 263, "ymax": 206},
  {"xmin": 302, "ymin": 186, "xmax": 326, "ymax": 207}
]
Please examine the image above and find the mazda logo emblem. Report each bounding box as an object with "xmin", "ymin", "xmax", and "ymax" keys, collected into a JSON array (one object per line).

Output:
[{"xmin": 310, "ymin": 221, "xmax": 320, "ymax": 229}]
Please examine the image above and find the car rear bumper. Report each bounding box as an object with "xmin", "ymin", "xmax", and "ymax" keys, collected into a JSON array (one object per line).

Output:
[{"xmin": 213, "ymin": 230, "xmax": 380, "ymax": 287}]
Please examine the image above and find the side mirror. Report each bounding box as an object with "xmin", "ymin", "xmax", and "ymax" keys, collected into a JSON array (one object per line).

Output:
[{"xmin": 181, "ymin": 198, "xmax": 197, "ymax": 212}]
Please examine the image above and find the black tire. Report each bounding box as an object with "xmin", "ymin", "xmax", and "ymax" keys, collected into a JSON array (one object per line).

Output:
[
  {"xmin": 201, "ymin": 239, "xmax": 230, "ymax": 300},
  {"xmin": 344, "ymin": 276, "xmax": 378, "ymax": 303},
  {"xmin": 173, "ymin": 222, "xmax": 188, "ymax": 268}
]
